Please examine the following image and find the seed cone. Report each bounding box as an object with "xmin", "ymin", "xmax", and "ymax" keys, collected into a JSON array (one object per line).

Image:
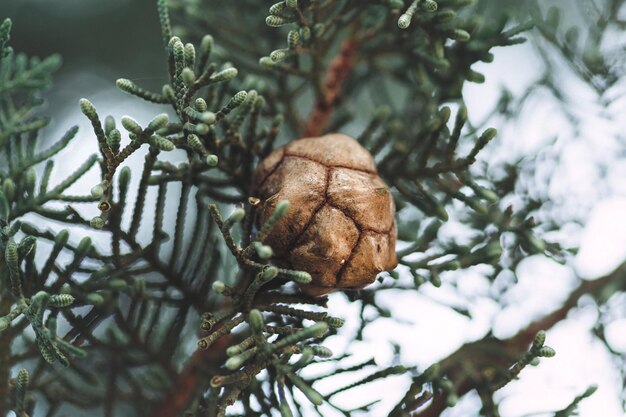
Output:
[{"xmin": 252, "ymin": 134, "xmax": 398, "ymax": 296}]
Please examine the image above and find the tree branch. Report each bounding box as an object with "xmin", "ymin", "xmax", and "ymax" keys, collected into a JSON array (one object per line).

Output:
[
  {"xmin": 303, "ymin": 37, "xmax": 358, "ymax": 137},
  {"xmin": 152, "ymin": 334, "xmax": 232, "ymax": 417},
  {"xmin": 416, "ymin": 260, "xmax": 626, "ymax": 417}
]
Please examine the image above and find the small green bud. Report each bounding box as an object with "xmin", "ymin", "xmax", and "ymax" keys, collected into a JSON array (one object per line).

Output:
[
  {"xmin": 293, "ymin": 377, "xmax": 324, "ymax": 405},
  {"xmin": 55, "ymin": 229, "xmax": 69, "ymax": 246},
  {"xmin": 546, "ymin": 6, "xmax": 560, "ymax": 28},
  {"xmin": 389, "ymin": 0, "xmax": 404, "ymax": 10},
  {"xmin": 184, "ymin": 122, "xmax": 209, "ymax": 135},
  {"xmin": 280, "ymin": 402, "xmax": 294, "ymax": 417},
  {"xmin": 313, "ymin": 23, "xmax": 325, "ymax": 37},
  {"xmin": 91, "ymin": 184, "xmax": 104, "ymax": 198},
  {"xmin": 263, "ymin": 266, "xmax": 279, "ymax": 280},
  {"xmin": 104, "ymin": 115, "xmax": 116, "ymax": 134},
  {"xmin": 398, "ymin": 14, "xmax": 412, "ymax": 29},
  {"xmin": 467, "ymin": 70, "xmax": 485, "ymax": 83},
  {"xmin": 206, "ymin": 154, "xmax": 219, "ymax": 167},
  {"xmin": 485, "ymin": 240, "xmax": 502, "ymax": 260},
  {"xmin": 182, "ymin": 67, "xmax": 195, "ymax": 85},
  {"xmin": 49, "ymin": 294, "xmax": 75, "ymax": 307},
  {"xmin": 583, "ymin": 384, "xmax": 598, "ymax": 397},
  {"xmin": 90, "ymin": 216, "xmax": 105, "ymax": 229},
  {"xmin": 439, "ymin": 379, "xmax": 454, "ymax": 392},
  {"xmin": 325, "ymin": 316, "xmax": 345, "ymax": 328},
  {"xmin": 0, "ymin": 317, "xmax": 9, "ymax": 332},
  {"xmin": 523, "ymin": 232, "xmax": 547, "ymax": 253},
  {"xmin": 187, "ymin": 134, "xmax": 204, "ymax": 153},
  {"xmin": 79, "ymin": 98, "xmax": 98, "ymax": 119},
  {"xmin": 107, "ymin": 128, "xmax": 121, "ymax": 150},
  {"xmin": 533, "ymin": 330, "xmax": 546, "ymax": 348},
  {"xmin": 225, "ymin": 355, "xmax": 245, "ymax": 370},
  {"xmin": 430, "ymin": 272, "xmax": 442, "ymax": 287},
  {"xmin": 446, "ymin": 394, "xmax": 458, "ymax": 407},
  {"xmin": 270, "ymin": 48, "xmax": 289, "ymax": 62},
  {"xmin": 530, "ymin": 358, "xmax": 540, "ymax": 366},
  {"xmin": 266, "ymin": 15, "xmax": 293, "ymax": 27},
  {"xmin": 172, "ymin": 38, "xmax": 184, "ymax": 62},
  {"xmin": 0, "ymin": 191, "xmax": 8, "ymax": 221},
  {"xmin": 481, "ymin": 52, "xmax": 495, "ymax": 63},
  {"xmin": 121, "ymin": 116, "xmax": 143, "ymax": 135},
  {"xmin": 467, "ymin": 198, "xmax": 488, "ymax": 215},
  {"xmin": 422, "ymin": 0, "xmax": 438, "ymax": 12},
  {"xmin": 116, "ymin": 78, "xmax": 133, "ymax": 92},
  {"xmin": 29, "ymin": 292, "xmax": 53, "ymax": 307},
  {"xmin": 253, "ymin": 242, "xmax": 273, "ymax": 259},
  {"xmin": 538, "ymin": 346, "xmax": 556, "ymax": 357},
  {"xmin": 450, "ymin": 29, "xmax": 470, "ymax": 42},
  {"xmin": 310, "ymin": 321, "xmax": 329, "ymax": 338},
  {"xmin": 259, "ymin": 56, "xmax": 276, "ymax": 68},
  {"xmin": 200, "ymin": 35, "xmax": 213, "ymax": 56},
  {"xmin": 565, "ymin": 27, "xmax": 579, "ymax": 48},
  {"xmin": 200, "ymin": 111, "xmax": 216, "ymax": 124},
  {"xmin": 290, "ymin": 271, "xmax": 312, "ymax": 284},
  {"xmin": 3, "ymin": 179, "xmax": 15, "ymax": 202},
  {"xmin": 147, "ymin": 113, "xmax": 169, "ymax": 132},
  {"xmin": 134, "ymin": 277, "xmax": 145, "ymax": 296},
  {"xmin": 76, "ymin": 236, "xmax": 92, "ymax": 256},
  {"xmin": 311, "ymin": 345, "xmax": 332, "ymax": 357},
  {"xmin": 86, "ymin": 293, "xmax": 105, "ymax": 306},
  {"xmin": 150, "ymin": 135, "xmax": 175, "ymax": 151},
  {"xmin": 435, "ymin": 9, "xmax": 455, "ymax": 22},
  {"xmin": 212, "ymin": 280, "xmax": 226, "ymax": 293},
  {"xmin": 286, "ymin": 0, "xmax": 297, "ymax": 8},
  {"xmin": 274, "ymin": 200, "xmax": 290, "ymax": 218},
  {"xmin": 108, "ymin": 279, "xmax": 127, "ymax": 290},
  {"xmin": 195, "ymin": 98, "xmax": 208, "ymax": 112},
  {"xmin": 228, "ymin": 208, "xmax": 246, "ymax": 223},
  {"xmin": 249, "ymin": 309, "xmax": 264, "ymax": 333},
  {"xmin": 269, "ymin": 2, "xmax": 287, "ymax": 15},
  {"xmin": 162, "ymin": 84, "xmax": 176, "ymax": 102},
  {"xmin": 184, "ymin": 42, "xmax": 196, "ymax": 67},
  {"xmin": 210, "ymin": 67, "xmax": 238, "ymax": 83},
  {"xmin": 287, "ymin": 30, "xmax": 300, "ymax": 48},
  {"xmin": 119, "ymin": 166, "xmax": 131, "ymax": 189},
  {"xmin": 233, "ymin": 91, "xmax": 248, "ymax": 105},
  {"xmin": 482, "ymin": 127, "xmax": 497, "ymax": 142},
  {"xmin": 17, "ymin": 236, "xmax": 36, "ymax": 259},
  {"xmin": 226, "ymin": 345, "xmax": 243, "ymax": 357},
  {"xmin": 473, "ymin": 185, "xmax": 498, "ymax": 203},
  {"xmin": 16, "ymin": 368, "xmax": 29, "ymax": 391},
  {"xmin": 25, "ymin": 168, "xmax": 36, "ymax": 195},
  {"xmin": 299, "ymin": 26, "xmax": 311, "ymax": 41},
  {"xmin": 422, "ymin": 363, "xmax": 440, "ymax": 380}
]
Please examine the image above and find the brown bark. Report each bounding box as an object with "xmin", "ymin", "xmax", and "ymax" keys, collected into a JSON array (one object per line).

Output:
[
  {"xmin": 303, "ymin": 38, "xmax": 359, "ymax": 137},
  {"xmin": 152, "ymin": 333, "xmax": 231, "ymax": 417}
]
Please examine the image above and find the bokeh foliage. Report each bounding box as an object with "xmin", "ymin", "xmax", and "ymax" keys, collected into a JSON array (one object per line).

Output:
[{"xmin": 0, "ymin": 0, "xmax": 624, "ymax": 416}]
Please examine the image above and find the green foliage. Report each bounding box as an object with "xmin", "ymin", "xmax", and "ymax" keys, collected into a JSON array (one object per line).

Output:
[{"xmin": 0, "ymin": 0, "xmax": 621, "ymax": 416}]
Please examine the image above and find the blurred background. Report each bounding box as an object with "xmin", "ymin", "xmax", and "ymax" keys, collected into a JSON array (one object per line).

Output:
[{"xmin": 1, "ymin": 0, "xmax": 626, "ymax": 416}]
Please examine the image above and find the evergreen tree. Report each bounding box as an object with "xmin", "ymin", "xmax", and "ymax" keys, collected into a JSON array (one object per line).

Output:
[{"xmin": 0, "ymin": 0, "xmax": 623, "ymax": 416}]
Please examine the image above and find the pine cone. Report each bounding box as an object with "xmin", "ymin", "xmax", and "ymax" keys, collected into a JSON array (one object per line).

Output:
[{"xmin": 252, "ymin": 134, "xmax": 397, "ymax": 296}]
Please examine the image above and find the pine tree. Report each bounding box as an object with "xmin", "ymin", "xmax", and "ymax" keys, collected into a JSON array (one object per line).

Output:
[{"xmin": 0, "ymin": 0, "xmax": 623, "ymax": 416}]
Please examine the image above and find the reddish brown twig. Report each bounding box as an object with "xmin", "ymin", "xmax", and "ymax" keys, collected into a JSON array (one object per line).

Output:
[
  {"xmin": 153, "ymin": 333, "xmax": 231, "ymax": 417},
  {"xmin": 415, "ymin": 261, "xmax": 626, "ymax": 417},
  {"xmin": 303, "ymin": 37, "xmax": 359, "ymax": 137}
]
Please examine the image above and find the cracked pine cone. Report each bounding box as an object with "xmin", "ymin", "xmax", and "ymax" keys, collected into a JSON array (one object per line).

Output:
[{"xmin": 251, "ymin": 133, "xmax": 398, "ymax": 296}]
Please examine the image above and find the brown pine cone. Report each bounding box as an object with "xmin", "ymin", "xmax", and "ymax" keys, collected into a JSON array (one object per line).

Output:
[{"xmin": 251, "ymin": 133, "xmax": 397, "ymax": 296}]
